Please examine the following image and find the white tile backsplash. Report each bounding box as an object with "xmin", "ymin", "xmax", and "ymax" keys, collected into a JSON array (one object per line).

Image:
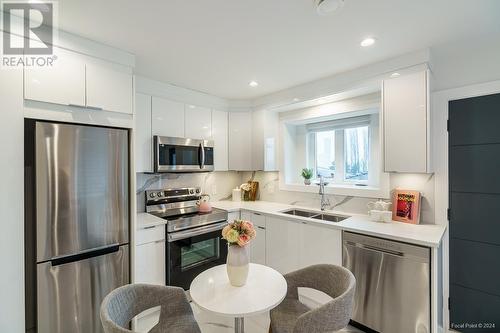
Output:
[{"xmin": 136, "ymin": 171, "xmax": 242, "ymax": 212}]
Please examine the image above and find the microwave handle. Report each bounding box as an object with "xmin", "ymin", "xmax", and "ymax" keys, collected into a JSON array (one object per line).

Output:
[{"xmin": 199, "ymin": 142, "xmax": 205, "ymax": 169}]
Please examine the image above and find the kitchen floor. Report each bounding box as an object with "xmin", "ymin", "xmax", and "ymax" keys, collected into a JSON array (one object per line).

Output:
[{"xmin": 192, "ymin": 304, "xmax": 364, "ymax": 333}]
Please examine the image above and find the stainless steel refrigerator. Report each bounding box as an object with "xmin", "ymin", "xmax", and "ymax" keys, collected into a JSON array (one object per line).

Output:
[{"xmin": 24, "ymin": 120, "xmax": 130, "ymax": 333}]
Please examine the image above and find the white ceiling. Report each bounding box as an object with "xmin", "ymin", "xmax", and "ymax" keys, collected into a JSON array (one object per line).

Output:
[{"xmin": 57, "ymin": 0, "xmax": 500, "ymax": 100}]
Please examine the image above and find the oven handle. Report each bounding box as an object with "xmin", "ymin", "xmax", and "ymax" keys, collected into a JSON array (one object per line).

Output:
[{"xmin": 167, "ymin": 221, "xmax": 227, "ymax": 242}]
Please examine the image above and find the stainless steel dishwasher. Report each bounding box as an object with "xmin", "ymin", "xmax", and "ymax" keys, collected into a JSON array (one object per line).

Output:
[{"xmin": 343, "ymin": 231, "xmax": 431, "ymax": 333}]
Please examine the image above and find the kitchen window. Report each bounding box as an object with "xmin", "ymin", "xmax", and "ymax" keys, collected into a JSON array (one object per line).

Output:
[
  {"xmin": 307, "ymin": 115, "xmax": 374, "ymax": 185},
  {"xmin": 280, "ymin": 93, "xmax": 389, "ymax": 198}
]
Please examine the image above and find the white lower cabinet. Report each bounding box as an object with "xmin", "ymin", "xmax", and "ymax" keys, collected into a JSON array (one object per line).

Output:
[
  {"xmin": 134, "ymin": 225, "xmax": 165, "ymax": 332},
  {"xmin": 299, "ymin": 222, "xmax": 342, "ymax": 267},
  {"xmin": 265, "ymin": 217, "xmax": 300, "ymax": 274},
  {"xmin": 241, "ymin": 211, "xmax": 266, "ymax": 265}
]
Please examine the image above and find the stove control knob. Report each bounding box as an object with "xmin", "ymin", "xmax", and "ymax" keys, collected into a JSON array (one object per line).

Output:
[
  {"xmin": 189, "ymin": 189, "xmax": 194, "ymax": 194},
  {"xmin": 149, "ymin": 193, "xmax": 156, "ymax": 198},
  {"xmin": 157, "ymin": 192, "xmax": 163, "ymax": 197},
  {"xmin": 195, "ymin": 188, "xmax": 200, "ymax": 193}
]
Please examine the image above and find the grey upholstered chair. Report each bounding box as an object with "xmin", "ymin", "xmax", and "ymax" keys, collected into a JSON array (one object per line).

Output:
[
  {"xmin": 270, "ymin": 264, "xmax": 356, "ymax": 333},
  {"xmin": 100, "ymin": 284, "xmax": 201, "ymax": 333}
]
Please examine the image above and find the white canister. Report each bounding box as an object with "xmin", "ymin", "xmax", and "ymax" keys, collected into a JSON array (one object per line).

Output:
[{"xmin": 232, "ymin": 188, "xmax": 242, "ymax": 202}]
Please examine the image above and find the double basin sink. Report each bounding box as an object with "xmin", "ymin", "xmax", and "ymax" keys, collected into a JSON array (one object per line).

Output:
[{"xmin": 281, "ymin": 209, "xmax": 349, "ymax": 223}]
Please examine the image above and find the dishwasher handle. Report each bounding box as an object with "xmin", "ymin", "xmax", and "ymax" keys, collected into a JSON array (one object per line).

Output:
[{"xmin": 344, "ymin": 240, "xmax": 405, "ymax": 257}]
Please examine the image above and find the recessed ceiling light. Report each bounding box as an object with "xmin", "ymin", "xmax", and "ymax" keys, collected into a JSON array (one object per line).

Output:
[
  {"xmin": 188, "ymin": 105, "xmax": 195, "ymax": 109},
  {"xmin": 249, "ymin": 81, "xmax": 259, "ymax": 87},
  {"xmin": 390, "ymin": 72, "xmax": 400, "ymax": 78},
  {"xmin": 293, "ymin": 98, "xmax": 300, "ymax": 102},
  {"xmin": 360, "ymin": 37, "xmax": 376, "ymax": 47},
  {"xmin": 316, "ymin": 0, "xmax": 345, "ymax": 15}
]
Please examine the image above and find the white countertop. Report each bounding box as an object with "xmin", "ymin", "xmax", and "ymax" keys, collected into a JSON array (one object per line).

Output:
[{"xmin": 137, "ymin": 200, "xmax": 446, "ymax": 248}]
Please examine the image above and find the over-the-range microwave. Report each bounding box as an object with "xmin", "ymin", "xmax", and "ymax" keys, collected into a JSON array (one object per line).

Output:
[{"xmin": 154, "ymin": 136, "xmax": 214, "ymax": 173}]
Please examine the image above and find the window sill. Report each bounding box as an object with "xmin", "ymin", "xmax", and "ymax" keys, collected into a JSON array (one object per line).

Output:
[{"xmin": 279, "ymin": 182, "xmax": 390, "ymax": 199}]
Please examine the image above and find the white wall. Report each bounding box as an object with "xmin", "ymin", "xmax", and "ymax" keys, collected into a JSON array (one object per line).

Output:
[
  {"xmin": 430, "ymin": 32, "xmax": 500, "ymax": 92},
  {"xmin": 0, "ymin": 67, "xmax": 25, "ymax": 332}
]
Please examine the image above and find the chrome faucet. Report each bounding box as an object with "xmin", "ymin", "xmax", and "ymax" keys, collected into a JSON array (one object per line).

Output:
[{"xmin": 318, "ymin": 175, "xmax": 330, "ymax": 211}]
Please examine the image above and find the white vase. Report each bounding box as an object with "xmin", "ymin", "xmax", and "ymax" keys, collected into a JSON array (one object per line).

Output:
[{"xmin": 226, "ymin": 245, "xmax": 249, "ymax": 287}]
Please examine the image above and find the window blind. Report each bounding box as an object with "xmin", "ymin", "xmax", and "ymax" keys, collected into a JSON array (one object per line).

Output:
[{"xmin": 306, "ymin": 115, "xmax": 371, "ymax": 133}]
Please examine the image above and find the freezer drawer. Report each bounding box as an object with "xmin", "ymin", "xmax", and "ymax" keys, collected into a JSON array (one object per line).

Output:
[
  {"xmin": 343, "ymin": 232, "xmax": 430, "ymax": 333},
  {"xmin": 35, "ymin": 121, "xmax": 129, "ymax": 262},
  {"xmin": 37, "ymin": 245, "xmax": 129, "ymax": 333}
]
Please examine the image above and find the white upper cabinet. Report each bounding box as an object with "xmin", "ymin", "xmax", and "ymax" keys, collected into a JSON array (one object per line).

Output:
[
  {"xmin": 185, "ymin": 105, "xmax": 212, "ymax": 139},
  {"xmin": 86, "ymin": 63, "xmax": 133, "ymax": 114},
  {"xmin": 24, "ymin": 47, "xmax": 86, "ymax": 106},
  {"xmin": 383, "ymin": 70, "xmax": 430, "ymax": 173},
  {"xmin": 24, "ymin": 46, "xmax": 133, "ymax": 115},
  {"xmin": 135, "ymin": 93, "xmax": 153, "ymax": 173},
  {"xmin": 252, "ymin": 109, "xmax": 279, "ymax": 171},
  {"xmin": 228, "ymin": 111, "xmax": 253, "ymax": 171},
  {"xmin": 212, "ymin": 109, "xmax": 229, "ymax": 171},
  {"xmin": 151, "ymin": 97, "xmax": 185, "ymax": 138}
]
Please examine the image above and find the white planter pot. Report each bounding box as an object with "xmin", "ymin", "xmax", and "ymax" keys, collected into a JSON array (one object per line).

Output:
[{"xmin": 226, "ymin": 245, "xmax": 249, "ymax": 287}]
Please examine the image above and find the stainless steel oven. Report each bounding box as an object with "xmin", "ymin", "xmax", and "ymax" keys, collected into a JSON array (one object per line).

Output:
[
  {"xmin": 154, "ymin": 136, "xmax": 214, "ymax": 173},
  {"xmin": 146, "ymin": 187, "xmax": 228, "ymax": 290},
  {"xmin": 167, "ymin": 221, "xmax": 227, "ymax": 290}
]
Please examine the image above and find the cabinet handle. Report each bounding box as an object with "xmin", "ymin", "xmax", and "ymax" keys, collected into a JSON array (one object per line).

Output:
[
  {"xmin": 257, "ymin": 226, "xmax": 266, "ymax": 230},
  {"xmin": 68, "ymin": 103, "xmax": 103, "ymax": 111},
  {"xmin": 85, "ymin": 105, "xmax": 104, "ymax": 111},
  {"xmin": 143, "ymin": 225, "xmax": 157, "ymax": 230},
  {"xmin": 68, "ymin": 103, "xmax": 86, "ymax": 108},
  {"xmin": 155, "ymin": 239, "xmax": 165, "ymax": 244},
  {"xmin": 254, "ymin": 213, "xmax": 262, "ymax": 216}
]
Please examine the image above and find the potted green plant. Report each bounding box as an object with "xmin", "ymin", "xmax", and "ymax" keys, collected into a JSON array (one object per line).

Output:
[{"xmin": 301, "ymin": 168, "xmax": 313, "ymax": 185}]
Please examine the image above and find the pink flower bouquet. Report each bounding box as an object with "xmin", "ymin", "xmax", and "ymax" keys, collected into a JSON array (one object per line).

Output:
[{"xmin": 222, "ymin": 220, "xmax": 256, "ymax": 246}]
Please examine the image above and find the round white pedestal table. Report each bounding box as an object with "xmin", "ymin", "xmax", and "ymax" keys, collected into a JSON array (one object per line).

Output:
[{"xmin": 189, "ymin": 263, "xmax": 287, "ymax": 333}]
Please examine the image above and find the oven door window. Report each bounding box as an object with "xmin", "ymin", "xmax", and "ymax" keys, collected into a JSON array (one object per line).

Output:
[
  {"xmin": 167, "ymin": 228, "xmax": 228, "ymax": 290},
  {"xmin": 181, "ymin": 238, "xmax": 219, "ymax": 270},
  {"xmin": 158, "ymin": 144, "xmax": 200, "ymax": 166}
]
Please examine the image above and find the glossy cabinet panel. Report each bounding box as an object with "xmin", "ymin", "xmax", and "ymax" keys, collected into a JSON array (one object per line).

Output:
[
  {"xmin": 185, "ymin": 105, "xmax": 212, "ymax": 139},
  {"xmin": 86, "ymin": 63, "xmax": 133, "ymax": 114},
  {"xmin": 24, "ymin": 47, "xmax": 86, "ymax": 106},
  {"xmin": 151, "ymin": 97, "xmax": 185, "ymax": 138},
  {"xmin": 228, "ymin": 112, "xmax": 252, "ymax": 171},
  {"xmin": 265, "ymin": 217, "xmax": 300, "ymax": 274},
  {"xmin": 135, "ymin": 93, "xmax": 153, "ymax": 172},
  {"xmin": 383, "ymin": 70, "xmax": 430, "ymax": 173},
  {"xmin": 212, "ymin": 109, "xmax": 229, "ymax": 171},
  {"xmin": 299, "ymin": 222, "xmax": 342, "ymax": 267},
  {"xmin": 241, "ymin": 211, "xmax": 266, "ymax": 265},
  {"xmin": 135, "ymin": 240, "xmax": 165, "ymax": 286}
]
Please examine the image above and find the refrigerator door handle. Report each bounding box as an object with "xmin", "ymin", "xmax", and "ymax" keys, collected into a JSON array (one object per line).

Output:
[{"xmin": 51, "ymin": 244, "xmax": 120, "ymax": 266}]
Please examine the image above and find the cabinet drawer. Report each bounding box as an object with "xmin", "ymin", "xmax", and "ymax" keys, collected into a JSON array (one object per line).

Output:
[
  {"xmin": 136, "ymin": 225, "xmax": 165, "ymax": 245},
  {"xmin": 227, "ymin": 211, "xmax": 240, "ymax": 222},
  {"xmin": 241, "ymin": 211, "xmax": 266, "ymax": 228}
]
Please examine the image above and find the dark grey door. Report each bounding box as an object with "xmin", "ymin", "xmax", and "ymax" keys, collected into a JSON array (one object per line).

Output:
[{"xmin": 449, "ymin": 92, "xmax": 500, "ymax": 332}]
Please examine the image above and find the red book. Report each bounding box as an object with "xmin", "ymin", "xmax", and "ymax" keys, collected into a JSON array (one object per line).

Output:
[{"xmin": 392, "ymin": 190, "xmax": 421, "ymax": 224}]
